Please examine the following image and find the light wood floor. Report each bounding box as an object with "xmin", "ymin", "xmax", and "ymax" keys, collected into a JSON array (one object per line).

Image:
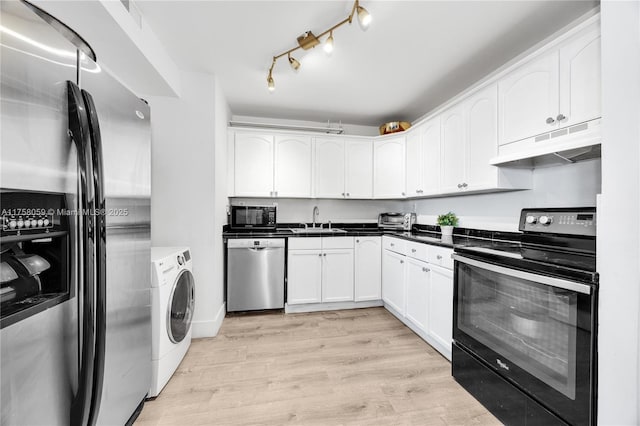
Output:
[{"xmin": 136, "ymin": 308, "xmax": 500, "ymax": 425}]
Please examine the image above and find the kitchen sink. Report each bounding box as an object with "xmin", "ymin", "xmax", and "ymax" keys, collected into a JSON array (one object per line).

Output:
[{"xmin": 289, "ymin": 228, "xmax": 347, "ymax": 234}]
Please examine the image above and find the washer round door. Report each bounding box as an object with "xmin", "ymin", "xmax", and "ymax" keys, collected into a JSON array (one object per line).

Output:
[{"xmin": 166, "ymin": 269, "xmax": 195, "ymax": 343}]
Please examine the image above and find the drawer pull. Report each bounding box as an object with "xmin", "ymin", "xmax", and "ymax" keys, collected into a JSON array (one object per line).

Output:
[
  {"xmin": 437, "ymin": 255, "xmax": 442, "ymax": 260},
  {"xmin": 422, "ymin": 267, "xmax": 430, "ymax": 273},
  {"xmin": 411, "ymin": 249, "xmax": 416, "ymax": 253}
]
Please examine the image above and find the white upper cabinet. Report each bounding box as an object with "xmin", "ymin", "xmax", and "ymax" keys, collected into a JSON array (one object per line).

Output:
[
  {"xmin": 440, "ymin": 104, "xmax": 466, "ymax": 193},
  {"xmin": 233, "ymin": 133, "xmax": 274, "ymax": 197},
  {"xmin": 405, "ymin": 130, "xmax": 421, "ymax": 197},
  {"xmin": 421, "ymin": 118, "xmax": 441, "ymax": 195},
  {"xmin": 466, "ymin": 84, "xmax": 499, "ymax": 189},
  {"xmin": 315, "ymin": 138, "xmax": 345, "ymax": 198},
  {"xmin": 406, "ymin": 117, "xmax": 442, "ymax": 197},
  {"xmin": 374, "ymin": 136, "xmax": 406, "ymax": 198},
  {"xmin": 499, "ymin": 19, "xmax": 601, "ymax": 146},
  {"xmin": 314, "ymin": 137, "xmax": 373, "ymax": 199},
  {"xmin": 499, "ymin": 52, "xmax": 560, "ymax": 145},
  {"xmin": 345, "ymin": 139, "xmax": 373, "ymax": 199},
  {"xmin": 274, "ymin": 135, "xmax": 312, "ymax": 197},
  {"xmin": 558, "ymin": 23, "xmax": 601, "ymax": 127}
]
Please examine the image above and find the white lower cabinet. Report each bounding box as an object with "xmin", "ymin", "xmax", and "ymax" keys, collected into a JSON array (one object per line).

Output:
[
  {"xmin": 322, "ymin": 249, "xmax": 354, "ymax": 302},
  {"xmin": 354, "ymin": 237, "xmax": 381, "ymax": 301},
  {"xmin": 382, "ymin": 236, "xmax": 454, "ymax": 360},
  {"xmin": 427, "ymin": 264, "xmax": 454, "ymax": 360},
  {"xmin": 382, "ymin": 249, "xmax": 406, "ymax": 315},
  {"xmin": 287, "ymin": 237, "xmax": 354, "ymax": 305},
  {"xmin": 287, "ymin": 249, "xmax": 323, "ymax": 304},
  {"xmin": 405, "ymin": 258, "xmax": 430, "ymax": 331}
]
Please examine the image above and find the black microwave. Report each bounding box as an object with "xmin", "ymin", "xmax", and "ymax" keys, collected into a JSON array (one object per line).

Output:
[{"xmin": 229, "ymin": 205, "xmax": 277, "ymax": 230}]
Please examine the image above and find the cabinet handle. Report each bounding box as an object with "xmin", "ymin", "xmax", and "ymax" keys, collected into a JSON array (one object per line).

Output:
[
  {"xmin": 437, "ymin": 255, "xmax": 442, "ymax": 260},
  {"xmin": 457, "ymin": 183, "xmax": 462, "ymax": 189},
  {"xmin": 318, "ymin": 253, "xmax": 322, "ymax": 257},
  {"xmin": 556, "ymin": 114, "xmax": 567, "ymax": 122},
  {"xmin": 275, "ymin": 191, "xmax": 278, "ymax": 197},
  {"xmin": 422, "ymin": 267, "xmax": 430, "ymax": 272},
  {"xmin": 462, "ymin": 183, "xmax": 468, "ymax": 188},
  {"xmin": 401, "ymin": 192, "xmax": 405, "ymax": 196},
  {"xmin": 400, "ymin": 260, "xmax": 404, "ymax": 264},
  {"xmin": 323, "ymin": 253, "xmax": 327, "ymax": 257},
  {"xmin": 546, "ymin": 117, "xmax": 556, "ymax": 125},
  {"xmin": 390, "ymin": 243, "xmax": 394, "ymax": 247},
  {"xmin": 342, "ymin": 192, "xmax": 345, "ymax": 197},
  {"xmin": 356, "ymin": 239, "xmax": 360, "ymax": 243},
  {"xmin": 411, "ymin": 249, "xmax": 416, "ymax": 253},
  {"xmin": 346, "ymin": 193, "xmax": 350, "ymax": 197}
]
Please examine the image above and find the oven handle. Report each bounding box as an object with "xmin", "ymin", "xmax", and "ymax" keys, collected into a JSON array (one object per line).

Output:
[{"xmin": 452, "ymin": 254, "xmax": 592, "ymax": 295}]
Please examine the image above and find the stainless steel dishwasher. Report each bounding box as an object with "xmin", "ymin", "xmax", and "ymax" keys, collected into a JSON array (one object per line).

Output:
[{"xmin": 226, "ymin": 238, "xmax": 285, "ymax": 312}]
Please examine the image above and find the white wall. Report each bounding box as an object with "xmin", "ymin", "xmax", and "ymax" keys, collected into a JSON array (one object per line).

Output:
[
  {"xmin": 598, "ymin": 1, "xmax": 640, "ymax": 424},
  {"xmin": 408, "ymin": 159, "xmax": 601, "ymax": 231},
  {"xmin": 149, "ymin": 70, "xmax": 226, "ymax": 338},
  {"xmin": 229, "ymin": 198, "xmax": 404, "ymax": 224}
]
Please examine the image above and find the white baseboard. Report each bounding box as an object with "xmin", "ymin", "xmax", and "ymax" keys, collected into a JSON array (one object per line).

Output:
[
  {"xmin": 191, "ymin": 302, "xmax": 226, "ymax": 338},
  {"xmin": 285, "ymin": 300, "xmax": 383, "ymax": 314}
]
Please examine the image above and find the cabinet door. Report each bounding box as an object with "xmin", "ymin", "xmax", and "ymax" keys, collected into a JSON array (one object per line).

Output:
[
  {"xmin": 233, "ymin": 133, "xmax": 274, "ymax": 197},
  {"xmin": 465, "ymin": 84, "xmax": 498, "ymax": 189},
  {"xmin": 354, "ymin": 237, "xmax": 381, "ymax": 301},
  {"xmin": 345, "ymin": 139, "xmax": 373, "ymax": 198},
  {"xmin": 322, "ymin": 249, "xmax": 354, "ymax": 302},
  {"xmin": 374, "ymin": 136, "xmax": 406, "ymax": 198},
  {"xmin": 405, "ymin": 130, "xmax": 422, "ymax": 197},
  {"xmin": 440, "ymin": 105, "xmax": 466, "ymax": 193},
  {"xmin": 287, "ymin": 250, "xmax": 322, "ymax": 304},
  {"xmin": 274, "ymin": 135, "xmax": 312, "ymax": 197},
  {"xmin": 382, "ymin": 250, "xmax": 406, "ymax": 315},
  {"xmin": 559, "ymin": 23, "xmax": 601, "ymax": 127},
  {"xmin": 405, "ymin": 258, "xmax": 430, "ymax": 332},
  {"xmin": 428, "ymin": 265, "xmax": 453, "ymax": 358},
  {"xmin": 421, "ymin": 117, "xmax": 441, "ymax": 195},
  {"xmin": 498, "ymin": 52, "xmax": 560, "ymax": 145},
  {"xmin": 315, "ymin": 138, "xmax": 345, "ymax": 198}
]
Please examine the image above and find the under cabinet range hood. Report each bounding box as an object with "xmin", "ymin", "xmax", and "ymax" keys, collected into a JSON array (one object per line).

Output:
[{"xmin": 491, "ymin": 118, "xmax": 601, "ymax": 168}]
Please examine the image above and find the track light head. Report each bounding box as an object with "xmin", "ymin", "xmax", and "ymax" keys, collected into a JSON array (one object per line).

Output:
[
  {"xmin": 324, "ymin": 31, "xmax": 334, "ymax": 54},
  {"xmin": 357, "ymin": 4, "xmax": 371, "ymax": 30},
  {"xmin": 267, "ymin": 74, "xmax": 275, "ymax": 92},
  {"xmin": 288, "ymin": 53, "xmax": 301, "ymax": 71}
]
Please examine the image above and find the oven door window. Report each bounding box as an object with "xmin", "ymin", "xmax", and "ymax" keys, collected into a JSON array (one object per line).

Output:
[{"xmin": 456, "ymin": 262, "xmax": 579, "ymax": 399}]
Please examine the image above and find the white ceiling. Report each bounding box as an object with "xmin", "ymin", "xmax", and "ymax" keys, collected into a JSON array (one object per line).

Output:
[{"xmin": 137, "ymin": 0, "xmax": 598, "ymax": 127}]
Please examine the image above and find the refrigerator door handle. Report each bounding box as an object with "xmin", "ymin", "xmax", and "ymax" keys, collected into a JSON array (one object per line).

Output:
[
  {"xmin": 81, "ymin": 88, "xmax": 107, "ymax": 426},
  {"xmin": 67, "ymin": 81, "xmax": 97, "ymax": 426}
]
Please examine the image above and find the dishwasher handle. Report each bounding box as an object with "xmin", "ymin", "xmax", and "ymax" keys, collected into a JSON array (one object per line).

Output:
[{"xmin": 227, "ymin": 238, "xmax": 286, "ymax": 249}]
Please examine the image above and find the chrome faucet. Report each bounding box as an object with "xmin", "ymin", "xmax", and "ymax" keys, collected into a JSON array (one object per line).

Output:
[{"xmin": 312, "ymin": 206, "xmax": 319, "ymax": 228}]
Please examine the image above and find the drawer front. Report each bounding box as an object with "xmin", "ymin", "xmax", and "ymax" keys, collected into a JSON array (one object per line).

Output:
[
  {"xmin": 322, "ymin": 236, "xmax": 354, "ymax": 249},
  {"xmin": 288, "ymin": 237, "xmax": 322, "ymax": 250},
  {"xmin": 427, "ymin": 246, "xmax": 454, "ymax": 269},
  {"xmin": 382, "ymin": 236, "xmax": 406, "ymax": 255},
  {"xmin": 406, "ymin": 241, "xmax": 428, "ymax": 262}
]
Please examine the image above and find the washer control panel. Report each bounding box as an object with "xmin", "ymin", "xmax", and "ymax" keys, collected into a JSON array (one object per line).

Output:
[{"xmin": 520, "ymin": 208, "xmax": 596, "ymax": 236}]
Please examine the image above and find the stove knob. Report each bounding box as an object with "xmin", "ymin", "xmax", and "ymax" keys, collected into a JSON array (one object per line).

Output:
[
  {"xmin": 43, "ymin": 219, "xmax": 50, "ymax": 226},
  {"xmin": 539, "ymin": 215, "xmax": 552, "ymax": 225},
  {"xmin": 17, "ymin": 220, "xmax": 24, "ymax": 228},
  {"xmin": 525, "ymin": 215, "xmax": 537, "ymax": 224},
  {"xmin": 31, "ymin": 219, "xmax": 38, "ymax": 227},
  {"xmin": 8, "ymin": 220, "xmax": 17, "ymax": 229},
  {"xmin": 37, "ymin": 219, "xmax": 44, "ymax": 226}
]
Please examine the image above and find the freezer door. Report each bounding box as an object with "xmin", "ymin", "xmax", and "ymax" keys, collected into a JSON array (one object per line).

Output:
[
  {"xmin": 79, "ymin": 60, "xmax": 152, "ymax": 426},
  {"xmin": 0, "ymin": 1, "xmax": 80, "ymax": 425}
]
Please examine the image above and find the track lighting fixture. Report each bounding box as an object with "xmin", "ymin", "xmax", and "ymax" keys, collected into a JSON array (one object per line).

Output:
[{"xmin": 266, "ymin": 0, "xmax": 371, "ymax": 91}]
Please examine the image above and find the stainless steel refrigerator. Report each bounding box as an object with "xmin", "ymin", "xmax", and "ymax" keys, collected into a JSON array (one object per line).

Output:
[{"xmin": 1, "ymin": 1, "xmax": 151, "ymax": 425}]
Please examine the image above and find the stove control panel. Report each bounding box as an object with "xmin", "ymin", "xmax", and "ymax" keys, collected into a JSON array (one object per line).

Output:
[{"xmin": 520, "ymin": 208, "xmax": 596, "ymax": 236}]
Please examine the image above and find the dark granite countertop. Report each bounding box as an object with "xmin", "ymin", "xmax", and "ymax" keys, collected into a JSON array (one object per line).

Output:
[{"xmin": 223, "ymin": 223, "xmax": 522, "ymax": 250}]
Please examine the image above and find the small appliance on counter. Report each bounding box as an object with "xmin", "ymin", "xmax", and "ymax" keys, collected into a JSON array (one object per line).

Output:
[
  {"xmin": 378, "ymin": 212, "xmax": 416, "ymax": 230},
  {"xmin": 228, "ymin": 204, "xmax": 277, "ymax": 230}
]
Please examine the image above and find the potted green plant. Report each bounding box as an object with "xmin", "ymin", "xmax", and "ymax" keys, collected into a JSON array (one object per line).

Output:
[{"xmin": 437, "ymin": 212, "xmax": 458, "ymax": 237}]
